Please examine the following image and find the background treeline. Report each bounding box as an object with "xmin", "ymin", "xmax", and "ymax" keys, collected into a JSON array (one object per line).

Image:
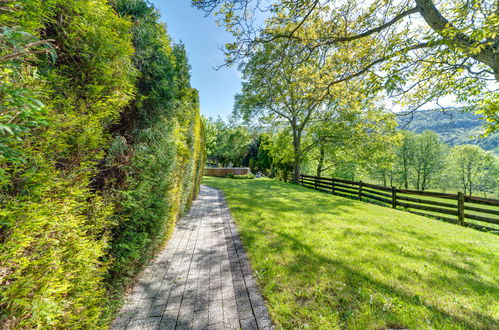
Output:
[
  {"xmin": 398, "ymin": 108, "xmax": 498, "ymax": 154},
  {"xmin": 0, "ymin": 0, "xmax": 204, "ymax": 328},
  {"xmin": 204, "ymin": 117, "xmax": 497, "ymax": 197},
  {"xmin": 369, "ymin": 131, "xmax": 497, "ymax": 196}
]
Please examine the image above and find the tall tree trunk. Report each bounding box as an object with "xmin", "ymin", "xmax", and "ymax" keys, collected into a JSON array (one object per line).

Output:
[
  {"xmin": 316, "ymin": 143, "xmax": 325, "ymax": 177},
  {"xmin": 403, "ymin": 159, "xmax": 409, "ymax": 189},
  {"xmin": 416, "ymin": 164, "xmax": 421, "ymax": 190},
  {"xmin": 292, "ymin": 127, "xmax": 302, "ymax": 184},
  {"xmin": 421, "ymin": 171, "xmax": 427, "ymax": 191}
]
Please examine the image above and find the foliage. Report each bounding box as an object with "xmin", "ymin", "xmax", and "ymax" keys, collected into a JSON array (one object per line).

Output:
[
  {"xmin": 232, "ymin": 30, "xmax": 401, "ymax": 183},
  {"xmin": 233, "ymin": 173, "xmax": 255, "ymax": 179},
  {"xmin": 203, "ymin": 116, "xmax": 252, "ymax": 167},
  {"xmin": 395, "ymin": 131, "xmax": 418, "ymax": 189},
  {"xmin": 234, "ymin": 39, "xmax": 332, "ymax": 183},
  {"xmin": 204, "ymin": 176, "xmax": 499, "ymax": 329},
  {"xmin": 0, "ymin": 0, "xmax": 205, "ymax": 328},
  {"xmin": 263, "ymin": 128, "xmax": 294, "ymax": 181},
  {"xmin": 447, "ymin": 145, "xmax": 497, "ymax": 196},
  {"xmin": 305, "ymin": 104, "xmax": 399, "ymax": 178},
  {"xmin": 410, "ymin": 131, "xmax": 447, "ymax": 190},
  {"xmin": 398, "ymin": 108, "xmax": 499, "ymax": 154},
  {"xmin": 246, "ymin": 134, "xmax": 273, "ymax": 175},
  {"xmin": 195, "ymin": 0, "xmax": 499, "ymax": 133},
  {"xmin": 1, "ymin": 1, "xmax": 136, "ymax": 327},
  {"xmin": 366, "ymin": 130, "xmax": 498, "ymax": 196}
]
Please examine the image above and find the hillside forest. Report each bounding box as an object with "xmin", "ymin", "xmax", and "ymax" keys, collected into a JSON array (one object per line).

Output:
[
  {"xmin": 399, "ymin": 108, "xmax": 498, "ymax": 153},
  {"xmin": 0, "ymin": 0, "xmax": 204, "ymax": 328}
]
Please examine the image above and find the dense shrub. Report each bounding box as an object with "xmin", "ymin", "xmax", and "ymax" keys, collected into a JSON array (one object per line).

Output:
[
  {"xmin": 103, "ymin": 1, "xmax": 206, "ymax": 301},
  {"xmin": 233, "ymin": 174, "xmax": 255, "ymax": 179},
  {"xmin": 0, "ymin": 0, "xmax": 204, "ymax": 328}
]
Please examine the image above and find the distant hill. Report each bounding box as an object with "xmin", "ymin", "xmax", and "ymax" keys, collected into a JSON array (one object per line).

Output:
[{"xmin": 397, "ymin": 108, "xmax": 498, "ymax": 154}]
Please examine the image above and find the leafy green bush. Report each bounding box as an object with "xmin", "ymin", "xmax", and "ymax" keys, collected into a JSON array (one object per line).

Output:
[
  {"xmin": 234, "ymin": 173, "xmax": 255, "ymax": 179},
  {"xmin": 102, "ymin": 4, "xmax": 205, "ymax": 315},
  {"xmin": 0, "ymin": 0, "xmax": 204, "ymax": 328},
  {"xmin": 226, "ymin": 172, "xmax": 235, "ymax": 178}
]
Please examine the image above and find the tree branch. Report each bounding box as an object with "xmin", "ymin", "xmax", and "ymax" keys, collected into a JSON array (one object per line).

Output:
[
  {"xmin": 323, "ymin": 41, "xmax": 435, "ymax": 92},
  {"xmin": 415, "ymin": 0, "xmax": 498, "ymax": 79},
  {"xmin": 319, "ymin": 7, "xmax": 419, "ymax": 45},
  {"xmin": 0, "ymin": 39, "xmax": 55, "ymax": 62}
]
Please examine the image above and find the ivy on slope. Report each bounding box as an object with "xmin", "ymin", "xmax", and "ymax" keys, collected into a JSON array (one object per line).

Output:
[{"xmin": 0, "ymin": 0, "xmax": 204, "ymax": 328}]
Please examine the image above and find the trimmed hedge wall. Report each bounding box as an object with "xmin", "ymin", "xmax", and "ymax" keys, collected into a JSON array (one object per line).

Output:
[{"xmin": 0, "ymin": 0, "xmax": 205, "ymax": 328}]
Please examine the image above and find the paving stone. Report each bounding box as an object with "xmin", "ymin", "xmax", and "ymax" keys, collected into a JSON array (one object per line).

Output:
[
  {"xmin": 158, "ymin": 318, "xmax": 176, "ymax": 330},
  {"xmin": 148, "ymin": 304, "xmax": 166, "ymax": 317},
  {"xmin": 164, "ymin": 295, "xmax": 181, "ymax": 311},
  {"xmin": 126, "ymin": 317, "xmax": 161, "ymax": 330},
  {"xmin": 223, "ymin": 305, "xmax": 239, "ymax": 321},
  {"xmin": 223, "ymin": 296, "xmax": 237, "ymax": 308},
  {"xmin": 110, "ymin": 186, "xmax": 273, "ymax": 330},
  {"xmin": 192, "ymin": 316, "xmax": 209, "ymax": 330},
  {"xmin": 235, "ymin": 293, "xmax": 252, "ymax": 311},
  {"xmin": 209, "ymin": 289, "xmax": 223, "ymax": 301},
  {"xmin": 240, "ymin": 317, "xmax": 258, "ymax": 330},
  {"xmin": 237, "ymin": 308, "xmax": 255, "ymax": 321},
  {"xmin": 224, "ymin": 317, "xmax": 241, "ymax": 330},
  {"xmin": 109, "ymin": 314, "xmax": 132, "ymax": 329},
  {"xmin": 208, "ymin": 323, "xmax": 225, "ymax": 330}
]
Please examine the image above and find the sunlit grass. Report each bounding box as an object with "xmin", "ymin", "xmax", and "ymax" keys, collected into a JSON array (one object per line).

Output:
[{"xmin": 203, "ymin": 176, "xmax": 499, "ymax": 329}]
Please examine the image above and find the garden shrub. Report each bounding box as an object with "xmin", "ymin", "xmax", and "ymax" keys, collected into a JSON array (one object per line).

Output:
[
  {"xmin": 234, "ymin": 173, "xmax": 255, "ymax": 179},
  {"xmin": 0, "ymin": 0, "xmax": 204, "ymax": 328}
]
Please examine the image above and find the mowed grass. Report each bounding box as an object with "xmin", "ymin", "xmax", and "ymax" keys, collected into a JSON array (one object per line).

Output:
[{"xmin": 203, "ymin": 177, "xmax": 499, "ymax": 329}]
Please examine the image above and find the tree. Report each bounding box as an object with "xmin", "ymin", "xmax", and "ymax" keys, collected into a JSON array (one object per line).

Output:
[
  {"xmin": 447, "ymin": 145, "xmax": 497, "ymax": 195},
  {"xmin": 307, "ymin": 104, "xmax": 399, "ymax": 178},
  {"xmin": 194, "ymin": 0, "xmax": 499, "ymax": 133},
  {"xmin": 246, "ymin": 133, "xmax": 273, "ymax": 175},
  {"xmin": 203, "ymin": 117, "xmax": 252, "ymax": 166},
  {"xmin": 395, "ymin": 131, "xmax": 417, "ymax": 189},
  {"xmin": 413, "ymin": 131, "xmax": 446, "ymax": 190},
  {"xmin": 234, "ymin": 41, "xmax": 330, "ymax": 183},
  {"xmin": 203, "ymin": 116, "xmax": 222, "ymax": 159},
  {"xmin": 265, "ymin": 128, "xmax": 294, "ymax": 181}
]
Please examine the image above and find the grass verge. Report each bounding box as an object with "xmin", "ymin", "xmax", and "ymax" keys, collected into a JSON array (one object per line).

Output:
[{"xmin": 203, "ymin": 176, "xmax": 499, "ymax": 329}]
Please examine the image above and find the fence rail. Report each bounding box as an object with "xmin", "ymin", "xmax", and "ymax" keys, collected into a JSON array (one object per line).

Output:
[{"xmin": 299, "ymin": 174, "xmax": 499, "ymax": 232}]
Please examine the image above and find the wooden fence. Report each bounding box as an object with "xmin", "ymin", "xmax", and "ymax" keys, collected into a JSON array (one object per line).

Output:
[{"xmin": 299, "ymin": 174, "xmax": 499, "ymax": 232}]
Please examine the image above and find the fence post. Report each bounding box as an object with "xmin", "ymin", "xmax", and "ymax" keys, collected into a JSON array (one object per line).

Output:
[
  {"xmin": 300, "ymin": 174, "xmax": 303, "ymax": 186},
  {"xmin": 332, "ymin": 178, "xmax": 335, "ymax": 194},
  {"xmin": 358, "ymin": 181, "xmax": 363, "ymax": 201},
  {"xmin": 314, "ymin": 176, "xmax": 317, "ymax": 190},
  {"xmin": 458, "ymin": 192, "xmax": 465, "ymax": 226},
  {"xmin": 391, "ymin": 186, "xmax": 397, "ymax": 208}
]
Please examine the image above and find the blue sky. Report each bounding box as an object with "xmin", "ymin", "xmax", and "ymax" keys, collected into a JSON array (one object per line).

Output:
[{"xmin": 151, "ymin": 1, "xmax": 240, "ymax": 120}]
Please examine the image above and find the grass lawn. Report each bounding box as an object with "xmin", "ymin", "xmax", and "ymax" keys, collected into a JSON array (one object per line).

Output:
[{"xmin": 203, "ymin": 176, "xmax": 499, "ymax": 329}]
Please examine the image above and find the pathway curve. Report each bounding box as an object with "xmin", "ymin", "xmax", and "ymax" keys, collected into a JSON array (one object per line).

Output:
[{"xmin": 111, "ymin": 185, "xmax": 273, "ymax": 330}]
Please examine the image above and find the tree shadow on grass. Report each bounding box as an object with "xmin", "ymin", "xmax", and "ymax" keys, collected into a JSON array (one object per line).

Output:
[
  {"xmin": 258, "ymin": 228, "xmax": 498, "ymax": 329},
  {"xmin": 202, "ymin": 180, "xmax": 499, "ymax": 329}
]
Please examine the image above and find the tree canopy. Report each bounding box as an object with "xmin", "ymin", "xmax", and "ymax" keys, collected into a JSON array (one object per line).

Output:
[{"xmin": 194, "ymin": 0, "xmax": 498, "ymax": 133}]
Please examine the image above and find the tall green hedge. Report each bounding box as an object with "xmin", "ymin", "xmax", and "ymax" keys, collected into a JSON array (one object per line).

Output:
[{"xmin": 0, "ymin": 0, "xmax": 205, "ymax": 328}]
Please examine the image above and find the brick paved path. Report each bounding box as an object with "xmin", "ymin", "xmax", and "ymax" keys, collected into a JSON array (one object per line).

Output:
[{"xmin": 111, "ymin": 185, "xmax": 273, "ymax": 330}]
